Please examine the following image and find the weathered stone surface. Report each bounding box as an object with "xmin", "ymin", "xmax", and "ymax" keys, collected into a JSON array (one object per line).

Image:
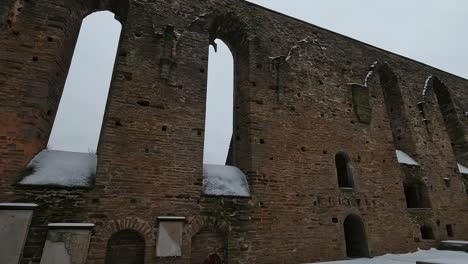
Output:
[
  {"xmin": 156, "ymin": 221, "xmax": 184, "ymax": 257},
  {"xmin": 0, "ymin": 0, "xmax": 467, "ymax": 263},
  {"xmin": 0, "ymin": 207, "xmax": 35, "ymax": 264},
  {"xmin": 40, "ymin": 228, "xmax": 93, "ymax": 264}
]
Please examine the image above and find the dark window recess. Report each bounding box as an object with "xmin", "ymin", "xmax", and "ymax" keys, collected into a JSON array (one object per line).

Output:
[
  {"xmin": 336, "ymin": 153, "xmax": 354, "ymax": 188},
  {"xmin": 446, "ymin": 224, "xmax": 454, "ymax": 237},
  {"xmin": 404, "ymin": 180, "xmax": 431, "ymax": 208},
  {"xmin": 137, "ymin": 100, "xmax": 150, "ymax": 107},
  {"xmin": 420, "ymin": 225, "xmax": 435, "ymax": 240}
]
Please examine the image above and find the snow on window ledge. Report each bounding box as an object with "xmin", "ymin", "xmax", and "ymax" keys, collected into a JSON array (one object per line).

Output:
[
  {"xmin": 18, "ymin": 149, "xmax": 97, "ymax": 188},
  {"xmin": 395, "ymin": 150, "xmax": 419, "ymax": 166},
  {"xmin": 0, "ymin": 203, "xmax": 38, "ymax": 210},
  {"xmin": 458, "ymin": 163, "xmax": 468, "ymax": 175},
  {"xmin": 157, "ymin": 216, "xmax": 186, "ymax": 222},
  {"xmin": 203, "ymin": 164, "xmax": 251, "ymax": 198},
  {"xmin": 48, "ymin": 223, "xmax": 95, "ymax": 229}
]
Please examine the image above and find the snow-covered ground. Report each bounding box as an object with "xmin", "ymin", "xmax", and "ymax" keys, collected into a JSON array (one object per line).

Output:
[{"xmin": 312, "ymin": 249, "xmax": 468, "ymax": 264}]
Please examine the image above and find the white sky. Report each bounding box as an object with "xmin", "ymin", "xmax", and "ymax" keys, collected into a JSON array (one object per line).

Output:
[{"xmin": 48, "ymin": 1, "xmax": 468, "ymax": 164}]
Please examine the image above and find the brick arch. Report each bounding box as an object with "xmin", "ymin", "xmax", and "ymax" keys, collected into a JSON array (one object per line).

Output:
[
  {"xmin": 78, "ymin": 0, "xmax": 130, "ymax": 24},
  {"xmin": 101, "ymin": 217, "xmax": 154, "ymax": 243},
  {"xmin": 184, "ymin": 216, "xmax": 209, "ymax": 240},
  {"xmin": 207, "ymin": 11, "xmax": 250, "ymax": 53},
  {"xmin": 184, "ymin": 216, "xmax": 228, "ymax": 264},
  {"xmin": 105, "ymin": 229, "xmax": 145, "ymax": 264}
]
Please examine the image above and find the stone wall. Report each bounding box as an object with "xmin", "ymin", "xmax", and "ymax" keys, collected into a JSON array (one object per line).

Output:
[{"xmin": 0, "ymin": 0, "xmax": 467, "ymax": 263}]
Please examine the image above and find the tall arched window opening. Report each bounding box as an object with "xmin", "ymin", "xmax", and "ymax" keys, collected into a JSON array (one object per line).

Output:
[
  {"xmin": 336, "ymin": 152, "xmax": 354, "ymax": 188},
  {"xmin": 432, "ymin": 78, "xmax": 468, "ymax": 165},
  {"xmin": 18, "ymin": 11, "xmax": 122, "ymax": 187},
  {"xmin": 203, "ymin": 39, "xmax": 234, "ymax": 165},
  {"xmin": 343, "ymin": 214, "xmax": 370, "ymax": 258},
  {"xmin": 48, "ymin": 11, "xmax": 122, "ymax": 153}
]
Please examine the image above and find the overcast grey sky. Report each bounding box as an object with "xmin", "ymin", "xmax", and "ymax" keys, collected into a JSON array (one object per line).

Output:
[{"xmin": 48, "ymin": 1, "xmax": 468, "ymax": 165}]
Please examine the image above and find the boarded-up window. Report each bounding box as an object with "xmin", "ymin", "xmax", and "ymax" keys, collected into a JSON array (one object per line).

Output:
[
  {"xmin": 156, "ymin": 221, "xmax": 184, "ymax": 257},
  {"xmin": 351, "ymin": 84, "xmax": 371, "ymax": 124},
  {"xmin": 40, "ymin": 224, "xmax": 94, "ymax": 264}
]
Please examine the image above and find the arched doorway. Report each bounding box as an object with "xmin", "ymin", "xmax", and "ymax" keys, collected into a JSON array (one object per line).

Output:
[
  {"xmin": 105, "ymin": 230, "xmax": 145, "ymax": 264},
  {"xmin": 343, "ymin": 214, "xmax": 370, "ymax": 258}
]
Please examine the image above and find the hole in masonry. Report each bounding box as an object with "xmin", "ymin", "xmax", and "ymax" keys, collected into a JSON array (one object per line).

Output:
[
  {"xmin": 259, "ymin": 139, "xmax": 265, "ymax": 144},
  {"xmin": 32, "ymin": 56, "xmax": 39, "ymax": 62},
  {"xmin": 115, "ymin": 120, "xmax": 123, "ymax": 127},
  {"xmin": 162, "ymin": 126, "xmax": 167, "ymax": 131},
  {"xmin": 199, "ymin": 68, "xmax": 205, "ymax": 73},
  {"xmin": 332, "ymin": 217, "xmax": 339, "ymax": 223},
  {"xmin": 137, "ymin": 100, "xmax": 150, "ymax": 107},
  {"xmin": 47, "ymin": 36, "xmax": 54, "ymax": 42}
]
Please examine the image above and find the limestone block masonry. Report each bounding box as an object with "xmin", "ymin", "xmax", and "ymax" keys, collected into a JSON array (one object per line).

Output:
[{"xmin": 0, "ymin": 0, "xmax": 467, "ymax": 263}]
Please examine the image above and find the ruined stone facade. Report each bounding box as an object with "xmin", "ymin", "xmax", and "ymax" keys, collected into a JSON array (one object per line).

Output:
[{"xmin": 1, "ymin": 0, "xmax": 468, "ymax": 263}]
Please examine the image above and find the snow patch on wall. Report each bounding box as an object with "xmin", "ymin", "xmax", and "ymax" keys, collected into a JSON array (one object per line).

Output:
[
  {"xmin": 458, "ymin": 163, "xmax": 468, "ymax": 174},
  {"xmin": 19, "ymin": 150, "xmax": 97, "ymax": 187},
  {"xmin": 203, "ymin": 164, "xmax": 250, "ymax": 197},
  {"xmin": 395, "ymin": 150, "xmax": 419, "ymax": 166}
]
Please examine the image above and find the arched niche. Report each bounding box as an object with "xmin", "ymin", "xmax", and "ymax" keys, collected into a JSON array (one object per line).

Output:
[
  {"xmin": 105, "ymin": 229, "xmax": 145, "ymax": 264},
  {"xmin": 343, "ymin": 214, "xmax": 370, "ymax": 258}
]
